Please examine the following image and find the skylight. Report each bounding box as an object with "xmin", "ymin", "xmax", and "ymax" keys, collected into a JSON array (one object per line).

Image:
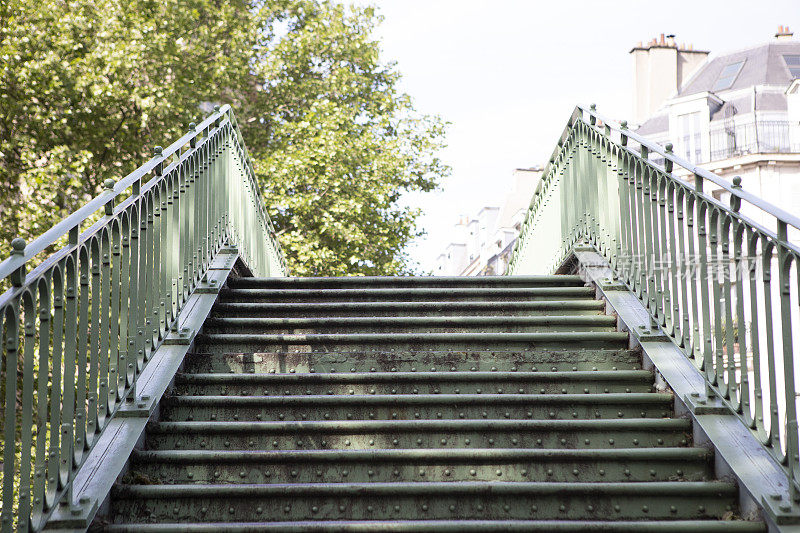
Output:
[
  {"xmin": 712, "ymin": 60, "xmax": 745, "ymax": 91},
  {"xmin": 784, "ymin": 55, "xmax": 800, "ymax": 78}
]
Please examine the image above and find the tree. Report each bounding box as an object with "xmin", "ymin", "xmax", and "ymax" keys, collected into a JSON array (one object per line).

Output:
[{"xmin": 0, "ymin": 0, "xmax": 448, "ymax": 275}]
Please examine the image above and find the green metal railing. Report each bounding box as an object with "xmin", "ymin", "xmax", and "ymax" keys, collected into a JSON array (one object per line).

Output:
[
  {"xmin": 508, "ymin": 104, "xmax": 800, "ymax": 497},
  {"xmin": 0, "ymin": 105, "xmax": 285, "ymax": 531}
]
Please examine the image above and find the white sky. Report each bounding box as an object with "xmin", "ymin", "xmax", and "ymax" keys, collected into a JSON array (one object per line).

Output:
[{"xmin": 341, "ymin": 0, "xmax": 800, "ymax": 272}]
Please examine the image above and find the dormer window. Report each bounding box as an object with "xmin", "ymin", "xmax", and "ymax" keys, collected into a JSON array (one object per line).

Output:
[
  {"xmin": 784, "ymin": 55, "xmax": 800, "ymax": 78},
  {"xmin": 712, "ymin": 60, "xmax": 745, "ymax": 91}
]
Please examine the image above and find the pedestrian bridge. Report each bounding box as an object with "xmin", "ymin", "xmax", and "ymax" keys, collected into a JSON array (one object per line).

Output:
[{"xmin": 2, "ymin": 105, "xmax": 799, "ymax": 532}]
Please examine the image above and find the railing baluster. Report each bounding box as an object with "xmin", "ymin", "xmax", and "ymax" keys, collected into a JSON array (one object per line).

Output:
[
  {"xmin": 0, "ymin": 106, "xmax": 281, "ymax": 531},
  {"xmin": 508, "ymin": 104, "xmax": 800, "ymax": 496}
]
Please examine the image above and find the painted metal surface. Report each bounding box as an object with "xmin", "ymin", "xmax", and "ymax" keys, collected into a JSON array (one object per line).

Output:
[
  {"xmin": 508, "ymin": 103, "xmax": 800, "ymax": 501},
  {"xmin": 105, "ymin": 277, "xmax": 762, "ymax": 530},
  {"xmin": 0, "ymin": 106, "xmax": 285, "ymax": 532}
]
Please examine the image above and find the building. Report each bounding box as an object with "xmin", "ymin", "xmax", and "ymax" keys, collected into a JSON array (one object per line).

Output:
[
  {"xmin": 632, "ymin": 28, "xmax": 800, "ymax": 228},
  {"xmin": 435, "ymin": 167, "xmax": 542, "ymax": 276}
]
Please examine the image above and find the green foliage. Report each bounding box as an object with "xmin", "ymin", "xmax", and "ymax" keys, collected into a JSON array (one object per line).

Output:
[{"xmin": 0, "ymin": 0, "xmax": 447, "ymax": 275}]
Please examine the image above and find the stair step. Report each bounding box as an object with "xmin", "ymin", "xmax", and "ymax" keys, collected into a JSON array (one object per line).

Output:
[
  {"xmin": 144, "ymin": 419, "xmax": 692, "ymax": 450},
  {"xmin": 101, "ymin": 274, "xmax": 760, "ymax": 531},
  {"xmin": 202, "ymin": 315, "xmax": 618, "ymax": 334},
  {"xmin": 110, "ymin": 481, "xmax": 739, "ymax": 521},
  {"xmin": 129, "ymin": 447, "xmax": 712, "ymax": 483},
  {"xmin": 195, "ymin": 332, "xmax": 630, "ymax": 353},
  {"xmin": 217, "ymin": 286, "xmax": 596, "ymax": 303},
  {"xmin": 227, "ymin": 275, "xmax": 587, "ymax": 289},
  {"xmin": 173, "ymin": 370, "xmax": 654, "ymax": 396},
  {"xmin": 212, "ymin": 300, "xmax": 607, "ymax": 318},
  {"xmin": 104, "ymin": 519, "xmax": 766, "ymax": 532},
  {"xmin": 160, "ymin": 392, "xmax": 673, "ymax": 422},
  {"xmin": 182, "ymin": 350, "xmax": 642, "ymax": 374}
]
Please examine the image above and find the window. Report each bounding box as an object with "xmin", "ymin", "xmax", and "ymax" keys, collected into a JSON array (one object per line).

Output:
[
  {"xmin": 677, "ymin": 112, "xmax": 702, "ymax": 164},
  {"xmin": 712, "ymin": 60, "xmax": 745, "ymax": 91},
  {"xmin": 784, "ymin": 55, "xmax": 800, "ymax": 78}
]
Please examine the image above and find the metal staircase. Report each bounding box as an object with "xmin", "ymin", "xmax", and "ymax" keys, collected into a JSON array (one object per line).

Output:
[{"xmin": 102, "ymin": 275, "xmax": 764, "ymax": 531}]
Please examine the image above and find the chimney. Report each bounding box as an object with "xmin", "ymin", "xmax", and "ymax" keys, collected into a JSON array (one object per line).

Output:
[
  {"xmin": 776, "ymin": 25, "xmax": 794, "ymax": 41},
  {"xmin": 630, "ymin": 34, "xmax": 709, "ymax": 125}
]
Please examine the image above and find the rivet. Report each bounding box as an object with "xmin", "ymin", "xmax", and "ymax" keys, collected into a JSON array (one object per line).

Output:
[
  {"xmin": 609, "ymin": 439, "xmax": 615, "ymax": 445},
  {"xmin": 559, "ymin": 504, "xmax": 565, "ymax": 512},
  {"xmin": 464, "ymin": 439, "xmax": 471, "ymax": 445},
  {"xmin": 422, "ymin": 504, "xmax": 428, "ymax": 511},
  {"xmin": 470, "ymin": 469, "xmax": 477, "ymax": 476},
  {"xmin": 342, "ymin": 470, "xmax": 349, "ymax": 476},
  {"xmin": 284, "ymin": 505, "xmax": 291, "ymax": 512},
  {"xmin": 547, "ymin": 469, "xmax": 553, "ymax": 476},
  {"xmin": 450, "ymin": 504, "xmax": 456, "ymax": 511},
  {"xmin": 339, "ymin": 505, "xmax": 346, "ymax": 512}
]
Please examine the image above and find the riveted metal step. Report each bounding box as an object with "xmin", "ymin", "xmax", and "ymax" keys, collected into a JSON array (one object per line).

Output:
[
  {"xmin": 211, "ymin": 300, "xmax": 608, "ymax": 318},
  {"xmin": 172, "ymin": 370, "xmax": 654, "ymax": 397},
  {"xmin": 103, "ymin": 519, "xmax": 767, "ymax": 532},
  {"xmin": 128, "ymin": 448, "xmax": 712, "ymax": 484},
  {"xmin": 195, "ymin": 331, "xmax": 630, "ymax": 353},
  {"xmin": 227, "ymin": 275, "xmax": 588, "ymax": 289},
  {"xmin": 201, "ymin": 315, "xmax": 619, "ymax": 335},
  {"xmin": 110, "ymin": 481, "xmax": 739, "ymax": 522},
  {"xmin": 217, "ymin": 286, "xmax": 597, "ymax": 303},
  {"xmin": 159, "ymin": 392, "xmax": 673, "ymax": 423},
  {"xmin": 183, "ymin": 349, "xmax": 642, "ymax": 374},
  {"xmin": 144, "ymin": 419, "xmax": 692, "ymax": 451}
]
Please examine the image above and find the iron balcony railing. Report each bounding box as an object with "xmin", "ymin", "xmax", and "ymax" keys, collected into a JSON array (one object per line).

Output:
[
  {"xmin": 0, "ymin": 105, "xmax": 286, "ymax": 532},
  {"xmin": 508, "ymin": 104, "xmax": 800, "ymax": 499},
  {"xmin": 709, "ymin": 120, "xmax": 800, "ymax": 161}
]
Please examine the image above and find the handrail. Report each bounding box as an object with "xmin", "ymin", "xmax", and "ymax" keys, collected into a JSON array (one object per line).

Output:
[
  {"xmin": 0, "ymin": 106, "xmax": 286, "ymax": 532},
  {"xmin": 509, "ymin": 103, "xmax": 800, "ymax": 499}
]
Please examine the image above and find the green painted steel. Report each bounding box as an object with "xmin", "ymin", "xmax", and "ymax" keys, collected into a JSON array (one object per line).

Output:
[
  {"xmin": 0, "ymin": 106, "xmax": 285, "ymax": 532},
  {"xmin": 507, "ymin": 103, "xmax": 800, "ymax": 500},
  {"xmin": 106, "ymin": 276, "xmax": 762, "ymax": 530}
]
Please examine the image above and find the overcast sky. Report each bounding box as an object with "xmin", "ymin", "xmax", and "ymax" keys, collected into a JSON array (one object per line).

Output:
[{"xmin": 341, "ymin": 0, "xmax": 800, "ymax": 272}]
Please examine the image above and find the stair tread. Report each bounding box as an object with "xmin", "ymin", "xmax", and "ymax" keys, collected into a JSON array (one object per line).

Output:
[
  {"xmin": 113, "ymin": 480, "xmax": 738, "ymax": 496},
  {"xmin": 205, "ymin": 316, "xmax": 617, "ymax": 326},
  {"xmin": 104, "ymin": 520, "xmax": 766, "ymax": 532},
  {"xmin": 147, "ymin": 418, "xmax": 691, "ymax": 433},
  {"xmin": 165, "ymin": 392, "xmax": 672, "ymax": 405},
  {"xmin": 220, "ymin": 287, "xmax": 595, "ymax": 297},
  {"xmin": 131, "ymin": 447, "xmax": 710, "ymax": 462},
  {"xmin": 175, "ymin": 370, "xmax": 653, "ymax": 383},
  {"xmin": 228, "ymin": 275, "xmax": 586, "ymax": 287},
  {"xmin": 197, "ymin": 331, "xmax": 629, "ymax": 343}
]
